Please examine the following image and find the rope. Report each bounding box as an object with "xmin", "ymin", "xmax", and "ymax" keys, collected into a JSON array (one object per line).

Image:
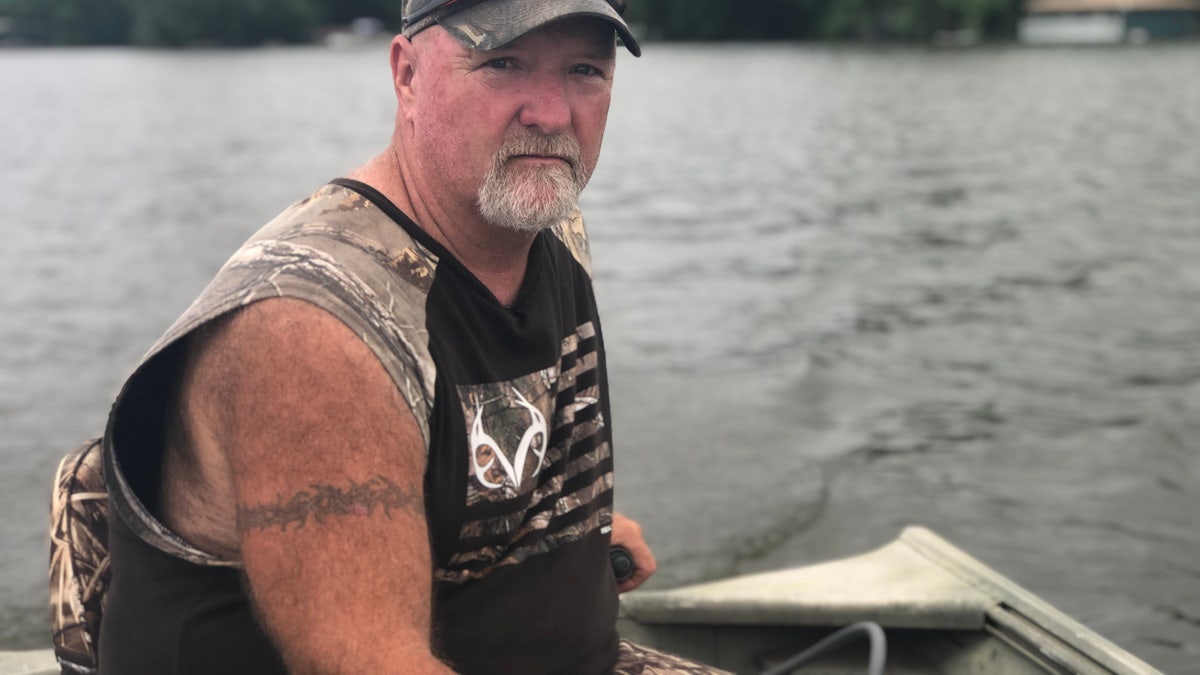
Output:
[{"xmin": 760, "ymin": 621, "xmax": 887, "ymax": 675}]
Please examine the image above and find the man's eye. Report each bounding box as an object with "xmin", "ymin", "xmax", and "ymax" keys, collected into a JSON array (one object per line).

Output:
[
  {"xmin": 571, "ymin": 64, "xmax": 603, "ymax": 77},
  {"xmin": 485, "ymin": 58, "xmax": 512, "ymax": 69}
]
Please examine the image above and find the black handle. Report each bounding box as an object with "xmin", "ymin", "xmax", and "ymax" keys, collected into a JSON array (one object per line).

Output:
[{"xmin": 610, "ymin": 545, "xmax": 635, "ymax": 583}]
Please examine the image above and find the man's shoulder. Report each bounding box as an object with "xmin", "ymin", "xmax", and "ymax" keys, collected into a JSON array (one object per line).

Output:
[
  {"xmin": 251, "ymin": 182, "xmax": 439, "ymax": 290},
  {"xmin": 256, "ymin": 183, "xmax": 420, "ymax": 247},
  {"xmin": 127, "ymin": 183, "xmax": 442, "ymax": 457},
  {"xmin": 186, "ymin": 298, "xmax": 388, "ymax": 392},
  {"xmin": 175, "ymin": 183, "xmax": 437, "ymax": 345}
]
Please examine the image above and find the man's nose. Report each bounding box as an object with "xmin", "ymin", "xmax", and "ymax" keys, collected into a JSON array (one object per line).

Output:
[{"xmin": 518, "ymin": 72, "xmax": 572, "ymax": 134}]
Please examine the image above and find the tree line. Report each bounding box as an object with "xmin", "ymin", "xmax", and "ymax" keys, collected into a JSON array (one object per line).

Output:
[
  {"xmin": 0, "ymin": 0, "xmax": 1026, "ymax": 46},
  {"xmin": 631, "ymin": 0, "xmax": 1025, "ymax": 41},
  {"xmin": 0, "ymin": 0, "xmax": 403, "ymax": 46}
]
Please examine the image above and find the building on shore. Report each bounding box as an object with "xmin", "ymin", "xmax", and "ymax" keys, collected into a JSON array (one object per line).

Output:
[{"xmin": 1019, "ymin": 0, "xmax": 1200, "ymax": 43}]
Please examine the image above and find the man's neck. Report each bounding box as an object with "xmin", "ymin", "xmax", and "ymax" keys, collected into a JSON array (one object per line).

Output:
[{"xmin": 349, "ymin": 150, "xmax": 536, "ymax": 307}]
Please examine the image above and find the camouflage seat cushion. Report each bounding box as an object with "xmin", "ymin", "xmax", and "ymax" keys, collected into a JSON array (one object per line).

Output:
[
  {"xmin": 614, "ymin": 639, "xmax": 732, "ymax": 674},
  {"xmin": 49, "ymin": 438, "xmax": 109, "ymax": 675}
]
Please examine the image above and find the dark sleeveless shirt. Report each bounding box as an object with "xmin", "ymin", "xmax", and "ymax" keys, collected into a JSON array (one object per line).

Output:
[{"xmin": 98, "ymin": 180, "xmax": 620, "ymax": 674}]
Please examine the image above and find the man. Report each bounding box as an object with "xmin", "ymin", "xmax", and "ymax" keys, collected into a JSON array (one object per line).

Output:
[{"xmin": 74, "ymin": 1, "xmax": 722, "ymax": 673}]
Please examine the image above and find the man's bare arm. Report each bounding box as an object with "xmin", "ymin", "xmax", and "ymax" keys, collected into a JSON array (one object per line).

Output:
[{"xmin": 180, "ymin": 298, "xmax": 453, "ymax": 674}]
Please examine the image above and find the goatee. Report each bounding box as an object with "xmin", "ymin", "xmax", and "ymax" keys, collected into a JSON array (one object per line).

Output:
[{"xmin": 477, "ymin": 132, "xmax": 591, "ymax": 234}]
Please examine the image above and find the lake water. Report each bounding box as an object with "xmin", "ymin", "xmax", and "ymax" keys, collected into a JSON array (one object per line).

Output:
[{"xmin": 2, "ymin": 42, "xmax": 1199, "ymax": 672}]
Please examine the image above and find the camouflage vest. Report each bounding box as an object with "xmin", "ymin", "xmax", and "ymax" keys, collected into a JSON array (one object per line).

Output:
[{"xmin": 52, "ymin": 181, "xmax": 619, "ymax": 674}]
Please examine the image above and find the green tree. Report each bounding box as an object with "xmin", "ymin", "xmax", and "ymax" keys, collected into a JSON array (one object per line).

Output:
[
  {"xmin": 627, "ymin": 0, "xmax": 822, "ymax": 40},
  {"xmin": 626, "ymin": 0, "xmax": 1024, "ymax": 41},
  {"xmin": 0, "ymin": 0, "xmax": 1027, "ymax": 46},
  {"xmin": 0, "ymin": 0, "xmax": 131, "ymax": 44},
  {"xmin": 124, "ymin": 0, "xmax": 319, "ymax": 46},
  {"xmin": 315, "ymin": 0, "xmax": 404, "ymax": 29}
]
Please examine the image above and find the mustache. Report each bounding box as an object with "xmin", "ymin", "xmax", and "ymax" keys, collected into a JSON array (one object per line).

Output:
[{"xmin": 495, "ymin": 133, "xmax": 582, "ymax": 171}]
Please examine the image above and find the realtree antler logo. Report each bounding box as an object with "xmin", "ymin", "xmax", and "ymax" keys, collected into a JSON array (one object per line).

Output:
[{"xmin": 469, "ymin": 388, "xmax": 548, "ymax": 490}]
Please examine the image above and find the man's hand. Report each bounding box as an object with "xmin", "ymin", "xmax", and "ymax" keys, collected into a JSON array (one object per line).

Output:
[{"xmin": 611, "ymin": 512, "xmax": 656, "ymax": 593}]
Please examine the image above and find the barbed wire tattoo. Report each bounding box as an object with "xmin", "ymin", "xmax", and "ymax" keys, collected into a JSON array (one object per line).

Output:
[{"xmin": 237, "ymin": 475, "xmax": 420, "ymax": 533}]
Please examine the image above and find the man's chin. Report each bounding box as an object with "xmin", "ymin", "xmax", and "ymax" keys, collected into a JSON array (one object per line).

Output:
[
  {"xmin": 484, "ymin": 205, "xmax": 574, "ymax": 234},
  {"xmin": 478, "ymin": 175, "xmax": 581, "ymax": 234}
]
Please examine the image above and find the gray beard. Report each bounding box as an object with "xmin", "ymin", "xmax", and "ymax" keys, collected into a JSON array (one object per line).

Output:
[{"xmin": 477, "ymin": 133, "xmax": 590, "ymax": 234}]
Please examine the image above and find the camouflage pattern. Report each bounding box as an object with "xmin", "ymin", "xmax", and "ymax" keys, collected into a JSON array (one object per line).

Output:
[
  {"xmin": 551, "ymin": 210, "xmax": 594, "ymax": 278},
  {"xmin": 404, "ymin": 0, "xmax": 643, "ymax": 56},
  {"xmin": 615, "ymin": 640, "xmax": 734, "ymax": 675},
  {"xmin": 65, "ymin": 182, "xmax": 613, "ymax": 668},
  {"xmin": 103, "ymin": 184, "xmax": 443, "ymax": 567},
  {"xmin": 437, "ymin": 316, "xmax": 615, "ymax": 585},
  {"xmin": 50, "ymin": 184, "xmax": 449, "ymax": 669},
  {"xmin": 49, "ymin": 438, "xmax": 109, "ymax": 675}
]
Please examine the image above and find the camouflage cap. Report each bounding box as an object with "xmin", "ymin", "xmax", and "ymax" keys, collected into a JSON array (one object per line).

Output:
[{"xmin": 403, "ymin": 0, "xmax": 641, "ymax": 57}]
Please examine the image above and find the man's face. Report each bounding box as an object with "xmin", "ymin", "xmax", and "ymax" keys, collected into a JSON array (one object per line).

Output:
[{"xmin": 405, "ymin": 17, "xmax": 617, "ymax": 232}]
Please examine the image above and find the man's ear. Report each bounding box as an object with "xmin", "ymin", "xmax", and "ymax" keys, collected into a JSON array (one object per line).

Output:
[{"xmin": 391, "ymin": 34, "xmax": 418, "ymax": 108}]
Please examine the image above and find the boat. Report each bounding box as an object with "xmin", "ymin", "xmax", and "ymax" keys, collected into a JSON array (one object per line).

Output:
[
  {"xmin": 0, "ymin": 650, "xmax": 55, "ymax": 675},
  {"xmin": 0, "ymin": 526, "xmax": 1161, "ymax": 674},
  {"xmin": 619, "ymin": 527, "xmax": 1160, "ymax": 674}
]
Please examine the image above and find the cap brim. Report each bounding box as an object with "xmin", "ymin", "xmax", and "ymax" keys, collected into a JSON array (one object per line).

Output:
[{"xmin": 438, "ymin": 0, "xmax": 641, "ymax": 57}]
